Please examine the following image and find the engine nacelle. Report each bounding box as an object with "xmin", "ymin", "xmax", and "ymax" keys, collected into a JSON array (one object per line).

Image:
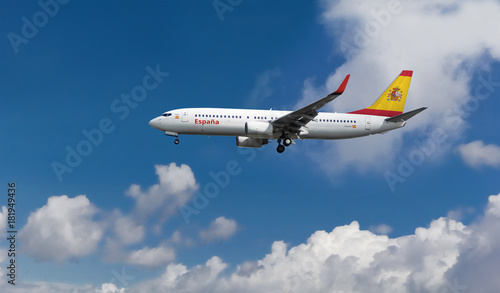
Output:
[
  {"xmin": 236, "ymin": 137, "xmax": 268, "ymax": 148},
  {"xmin": 245, "ymin": 121, "xmax": 274, "ymax": 138}
]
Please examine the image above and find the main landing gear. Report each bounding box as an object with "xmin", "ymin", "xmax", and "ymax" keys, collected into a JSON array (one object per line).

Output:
[{"xmin": 276, "ymin": 137, "xmax": 293, "ymax": 153}]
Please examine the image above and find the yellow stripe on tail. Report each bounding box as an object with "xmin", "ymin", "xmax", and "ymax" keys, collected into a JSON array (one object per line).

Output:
[{"xmin": 349, "ymin": 70, "xmax": 412, "ymax": 117}]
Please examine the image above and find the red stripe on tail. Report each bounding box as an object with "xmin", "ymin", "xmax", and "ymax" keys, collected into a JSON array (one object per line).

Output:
[
  {"xmin": 348, "ymin": 109, "xmax": 403, "ymax": 117},
  {"xmin": 400, "ymin": 70, "xmax": 413, "ymax": 77}
]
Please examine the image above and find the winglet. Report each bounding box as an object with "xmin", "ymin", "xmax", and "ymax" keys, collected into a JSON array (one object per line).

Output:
[{"xmin": 333, "ymin": 74, "xmax": 350, "ymax": 94}]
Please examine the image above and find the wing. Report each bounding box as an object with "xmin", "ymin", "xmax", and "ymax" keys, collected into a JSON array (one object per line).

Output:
[{"xmin": 272, "ymin": 74, "xmax": 350, "ymax": 133}]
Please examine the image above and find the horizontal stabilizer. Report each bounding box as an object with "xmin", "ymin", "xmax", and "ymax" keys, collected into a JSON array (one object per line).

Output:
[{"xmin": 385, "ymin": 107, "xmax": 427, "ymax": 123}]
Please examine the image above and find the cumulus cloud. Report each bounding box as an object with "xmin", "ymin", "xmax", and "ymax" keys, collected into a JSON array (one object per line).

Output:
[
  {"xmin": 122, "ymin": 193, "xmax": 500, "ymax": 293},
  {"xmin": 18, "ymin": 195, "xmax": 104, "ymax": 262},
  {"xmin": 126, "ymin": 245, "xmax": 176, "ymax": 269},
  {"xmin": 199, "ymin": 216, "xmax": 238, "ymax": 243},
  {"xmin": 113, "ymin": 213, "xmax": 145, "ymax": 245},
  {"xmin": 99, "ymin": 283, "xmax": 126, "ymax": 293},
  {"xmin": 444, "ymin": 193, "xmax": 500, "ymax": 292},
  {"xmin": 4, "ymin": 193, "xmax": 500, "ymax": 293},
  {"xmin": 123, "ymin": 217, "xmax": 470, "ymax": 293},
  {"xmin": 134, "ymin": 256, "xmax": 227, "ymax": 293},
  {"xmin": 300, "ymin": 0, "xmax": 500, "ymax": 173},
  {"xmin": 457, "ymin": 140, "xmax": 500, "ymax": 168},
  {"xmin": 127, "ymin": 163, "xmax": 198, "ymax": 223}
]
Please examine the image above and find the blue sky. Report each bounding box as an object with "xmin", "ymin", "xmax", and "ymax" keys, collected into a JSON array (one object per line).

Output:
[{"xmin": 1, "ymin": 1, "xmax": 500, "ymax": 292}]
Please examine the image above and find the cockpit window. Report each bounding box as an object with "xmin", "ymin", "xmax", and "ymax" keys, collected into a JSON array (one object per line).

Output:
[{"xmin": 162, "ymin": 113, "xmax": 172, "ymax": 117}]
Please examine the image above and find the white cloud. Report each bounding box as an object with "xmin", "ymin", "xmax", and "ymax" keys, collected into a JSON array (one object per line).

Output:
[
  {"xmin": 369, "ymin": 223, "xmax": 393, "ymax": 234},
  {"xmin": 447, "ymin": 206, "xmax": 475, "ymax": 221},
  {"xmin": 444, "ymin": 193, "xmax": 500, "ymax": 293},
  {"xmin": 0, "ymin": 206, "xmax": 7, "ymax": 235},
  {"xmin": 127, "ymin": 163, "xmax": 198, "ymax": 223},
  {"xmin": 199, "ymin": 216, "xmax": 238, "ymax": 243},
  {"xmin": 4, "ymin": 193, "xmax": 500, "ymax": 293},
  {"xmin": 135, "ymin": 256, "xmax": 227, "ymax": 293},
  {"xmin": 168, "ymin": 230, "xmax": 194, "ymax": 247},
  {"xmin": 457, "ymin": 140, "xmax": 500, "ymax": 168},
  {"xmin": 122, "ymin": 193, "xmax": 500, "ymax": 293},
  {"xmin": 123, "ymin": 216, "xmax": 470, "ymax": 293},
  {"xmin": 126, "ymin": 245, "xmax": 176, "ymax": 269},
  {"xmin": 301, "ymin": 0, "xmax": 500, "ymax": 173},
  {"xmin": 99, "ymin": 283, "xmax": 126, "ymax": 293},
  {"xmin": 18, "ymin": 195, "xmax": 104, "ymax": 262},
  {"xmin": 246, "ymin": 68, "xmax": 282, "ymax": 107},
  {"xmin": 113, "ymin": 213, "xmax": 144, "ymax": 245}
]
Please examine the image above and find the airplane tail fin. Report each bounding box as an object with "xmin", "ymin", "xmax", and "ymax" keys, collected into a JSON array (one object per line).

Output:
[{"xmin": 349, "ymin": 70, "xmax": 413, "ymax": 117}]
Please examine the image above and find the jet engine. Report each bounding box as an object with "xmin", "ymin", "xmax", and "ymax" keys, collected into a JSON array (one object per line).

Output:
[
  {"xmin": 244, "ymin": 121, "xmax": 274, "ymax": 137},
  {"xmin": 236, "ymin": 137, "xmax": 269, "ymax": 148}
]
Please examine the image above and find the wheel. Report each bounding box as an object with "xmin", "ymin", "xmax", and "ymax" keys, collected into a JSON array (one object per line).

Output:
[
  {"xmin": 277, "ymin": 144, "xmax": 285, "ymax": 153},
  {"xmin": 174, "ymin": 139, "xmax": 180, "ymax": 145},
  {"xmin": 283, "ymin": 138, "xmax": 292, "ymax": 147}
]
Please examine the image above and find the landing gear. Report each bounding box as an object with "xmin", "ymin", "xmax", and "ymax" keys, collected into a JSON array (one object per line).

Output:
[
  {"xmin": 276, "ymin": 137, "xmax": 291, "ymax": 153},
  {"xmin": 164, "ymin": 131, "xmax": 180, "ymax": 145},
  {"xmin": 277, "ymin": 131, "xmax": 293, "ymax": 152}
]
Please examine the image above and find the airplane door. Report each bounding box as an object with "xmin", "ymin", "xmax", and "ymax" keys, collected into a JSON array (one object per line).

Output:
[
  {"xmin": 365, "ymin": 116, "xmax": 371, "ymax": 130},
  {"xmin": 182, "ymin": 111, "xmax": 188, "ymax": 122}
]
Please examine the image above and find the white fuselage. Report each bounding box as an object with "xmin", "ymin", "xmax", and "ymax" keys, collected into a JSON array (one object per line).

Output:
[{"xmin": 148, "ymin": 108, "xmax": 405, "ymax": 140}]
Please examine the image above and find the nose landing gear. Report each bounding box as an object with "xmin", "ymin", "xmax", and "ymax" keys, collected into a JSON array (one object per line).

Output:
[{"xmin": 164, "ymin": 131, "xmax": 180, "ymax": 145}]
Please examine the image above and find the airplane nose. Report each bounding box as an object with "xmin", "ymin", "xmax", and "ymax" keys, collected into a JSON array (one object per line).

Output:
[{"xmin": 149, "ymin": 117, "xmax": 161, "ymax": 129}]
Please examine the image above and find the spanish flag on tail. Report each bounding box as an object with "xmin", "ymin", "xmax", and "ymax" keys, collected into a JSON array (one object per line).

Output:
[{"xmin": 349, "ymin": 70, "xmax": 412, "ymax": 117}]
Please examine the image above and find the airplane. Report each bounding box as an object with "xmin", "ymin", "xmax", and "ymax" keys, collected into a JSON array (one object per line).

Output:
[{"xmin": 149, "ymin": 70, "xmax": 426, "ymax": 153}]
